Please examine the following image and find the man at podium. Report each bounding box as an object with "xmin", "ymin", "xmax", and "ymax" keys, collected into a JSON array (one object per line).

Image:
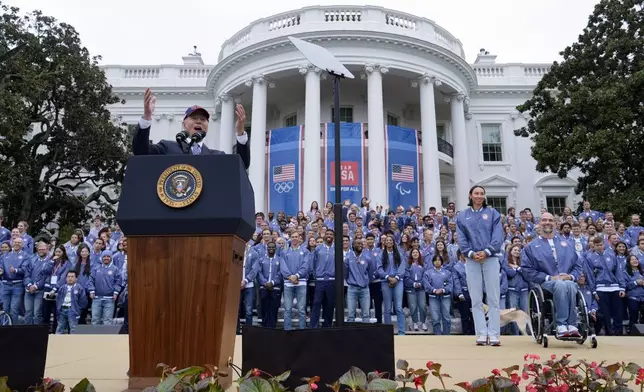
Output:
[{"xmin": 132, "ymin": 88, "xmax": 251, "ymax": 169}]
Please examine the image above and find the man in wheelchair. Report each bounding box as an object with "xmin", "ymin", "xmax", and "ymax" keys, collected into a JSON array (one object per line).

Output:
[{"xmin": 521, "ymin": 213, "xmax": 583, "ymax": 338}]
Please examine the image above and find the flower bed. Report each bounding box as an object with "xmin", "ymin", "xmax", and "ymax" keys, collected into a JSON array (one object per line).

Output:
[{"xmin": 2, "ymin": 354, "xmax": 642, "ymax": 392}]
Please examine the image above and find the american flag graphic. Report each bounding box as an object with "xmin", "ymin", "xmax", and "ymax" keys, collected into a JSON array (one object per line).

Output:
[
  {"xmin": 391, "ymin": 164, "xmax": 414, "ymax": 182},
  {"xmin": 273, "ymin": 164, "xmax": 295, "ymax": 182}
]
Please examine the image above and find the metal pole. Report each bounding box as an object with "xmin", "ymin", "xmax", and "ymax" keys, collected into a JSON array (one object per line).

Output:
[{"xmin": 332, "ymin": 75, "xmax": 344, "ymax": 327}]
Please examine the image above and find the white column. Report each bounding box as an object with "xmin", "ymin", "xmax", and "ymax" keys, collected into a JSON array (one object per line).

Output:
[
  {"xmin": 204, "ymin": 112, "xmax": 220, "ymax": 150},
  {"xmin": 365, "ymin": 64, "xmax": 388, "ymax": 206},
  {"xmin": 448, "ymin": 93, "xmax": 470, "ymax": 210},
  {"xmin": 418, "ymin": 75, "xmax": 442, "ymax": 212},
  {"xmin": 218, "ymin": 93, "xmax": 234, "ymax": 154},
  {"xmin": 248, "ymin": 76, "xmax": 268, "ymax": 214},
  {"xmin": 300, "ymin": 64, "xmax": 322, "ymax": 209}
]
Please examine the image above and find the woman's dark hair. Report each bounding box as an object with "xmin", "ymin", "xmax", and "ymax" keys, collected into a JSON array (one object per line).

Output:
[
  {"xmin": 407, "ymin": 248, "xmax": 423, "ymax": 268},
  {"xmin": 75, "ymin": 243, "xmax": 92, "ymax": 276},
  {"xmin": 432, "ymin": 254, "xmax": 445, "ymax": 266},
  {"xmin": 382, "ymin": 235, "xmax": 402, "ymax": 270},
  {"xmin": 626, "ymin": 255, "xmax": 643, "ymax": 276},
  {"xmin": 467, "ymin": 185, "xmax": 488, "ymax": 208},
  {"xmin": 310, "ymin": 201, "xmax": 319, "ymax": 211},
  {"xmin": 614, "ymin": 241, "xmax": 628, "ymax": 256},
  {"xmin": 53, "ymin": 244, "xmax": 69, "ymax": 263},
  {"xmin": 435, "ymin": 239, "xmax": 450, "ymax": 261}
]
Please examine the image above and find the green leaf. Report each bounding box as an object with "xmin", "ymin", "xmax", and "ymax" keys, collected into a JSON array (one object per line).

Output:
[
  {"xmin": 0, "ymin": 377, "xmax": 11, "ymax": 392},
  {"xmin": 396, "ymin": 360, "xmax": 409, "ymax": 371},
  {"xmin": 70, "ymin": 378, "xmax": 96, "ymax": 392},
  {"xmin": 625, "ymin": 362, "xmax": 642, "ymax": 375},
  {"xmin": 339, "ymin": 367, "xmax": 368, "ymax": 389},
  {"xmin": 239, "ymin": 378, "xmax": 274, "ymax": 392},
  {"xmin": 454, "ymin": 382, "xmax": 471, "ymax": 391},
  {"xmin": 368, "ymin": 372, "xmax": 382, "ymax": 382},
  {"xmin": 156, "ymin": 374, "xmax": 181, "ymax": 392},
  {"xmin": 470, "ymin": 378, "xmax": 489, "ymax": 389},
  {"xmin": 294, "ymin": 385, "xmax": 310, "ymax": 392},
  {"xmin": 492, "ymin": 377, "xmax": 514, "ymax": 390},
  {"xmin": 367, "ymin": 378, "xmax": 398, "ymax": 391},
  {"xmin": 274, "ymin": 371, "xmax": 291, "ymax": 382},
  {"xmin": 394, "ymin": 388, "xmax": 421, "ymax": 392}
]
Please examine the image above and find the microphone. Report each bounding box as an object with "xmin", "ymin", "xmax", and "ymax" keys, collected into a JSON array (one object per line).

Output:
[
  {"xmin": 191, "ymin": 130, "xmax": 206, "ymax": 144},
  {"xmin": 175, "ymin": 131, "xmax": 189, "ymax": 145}
]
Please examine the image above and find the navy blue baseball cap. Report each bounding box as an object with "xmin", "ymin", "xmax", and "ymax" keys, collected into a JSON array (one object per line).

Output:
[{"xmin": 184, "ymin": 105, "xmax": 210, "ymax": 120}]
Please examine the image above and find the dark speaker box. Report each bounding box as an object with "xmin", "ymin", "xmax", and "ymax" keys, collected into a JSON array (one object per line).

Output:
[
  {"xmin": 74, "ymin": 324, "xmax": 123, "ymax": 334},
  {"xmin": 242, "ymin": 324, "xmax": 395, "ymax": 390},
  {"xmin": 629, "ymin": 324, "xmax": 644, "ymax": 336},
  {"xmin": 0, "ymin": 325, "xmax": 49, "ymax": 391}
]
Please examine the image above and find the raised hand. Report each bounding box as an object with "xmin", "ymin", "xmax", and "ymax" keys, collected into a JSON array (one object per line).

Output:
[
  {"xmin": 235, "ymin": 104, "xmax": 246, "ymax": 136},
  {"xmin": 143, "ymin": 88, "xmax": 156, "ymax": 121}
]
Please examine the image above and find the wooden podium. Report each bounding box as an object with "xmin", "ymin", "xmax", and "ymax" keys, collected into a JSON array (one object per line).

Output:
[{"xmin": 116, "ymin": 154, "xmax": 255, "ymax": 390}]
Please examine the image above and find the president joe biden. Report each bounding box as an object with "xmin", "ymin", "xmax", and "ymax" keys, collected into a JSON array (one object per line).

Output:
[{"xmin": 132, "ymin": 88, "xmax": 250, "ymax": 169}]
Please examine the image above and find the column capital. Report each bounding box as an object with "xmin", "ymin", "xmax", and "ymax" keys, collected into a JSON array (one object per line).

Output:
[
  {"xmin": 362, "ymin": 64, "xmax": 389, "ymax": 79},
  {"xmin": 245, "ymin": 75, "xmax": 268, "ymax": 87},
  {"xmin": 413, "ymin": 74, "xmax": 442, "ymax": 88},
  {"xmin": 216, "ymin": 93, "xmax": 230, "ymax": 105},
  {"xmin": 298, "ymin": 64, "xmax": 322, "ymax": 75},
  {"xmin": 444, "ymin": 92, "xmax": 467, "ymax": 103},
  {"xmin": 465, "ymin": 112, "xmax": 473, "ymax": 120}
]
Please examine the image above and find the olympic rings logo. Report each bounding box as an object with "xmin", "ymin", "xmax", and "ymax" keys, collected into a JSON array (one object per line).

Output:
[{"xmin": 274, "ymin": 182, "xmax": 294, "ymax": 193}]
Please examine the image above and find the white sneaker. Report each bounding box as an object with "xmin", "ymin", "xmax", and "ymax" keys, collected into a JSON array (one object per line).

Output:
[
  {"xmin": 556, "ymin": 325, "xmax": 569, "ymax": 336},
  {"xmin": 413, "ymin": 323, "xmax": 419, "ymax": 331},
  {"xmin": 476, "ymin": 336, "xmax": 488, "ymax": 346},
  {"xmin": 567, "ymin": 325, "xmax": 580, "ymax": 337},
  {"xmin": 422, "ymin": 323, "xmax": 428, "ymax": 331}
]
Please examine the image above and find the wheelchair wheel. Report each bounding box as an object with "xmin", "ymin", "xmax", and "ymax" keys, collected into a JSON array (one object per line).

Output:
[
  {"xmin": 576, "ymin": 291, "xmax": 590, "ymax": 345},
  {"xmin": 528, "ymin": 290, "xmax": 543, "ymax": 344},
  {"xmin": 0, "ymin": 311, "xmax": 12, "ymax": 326}
]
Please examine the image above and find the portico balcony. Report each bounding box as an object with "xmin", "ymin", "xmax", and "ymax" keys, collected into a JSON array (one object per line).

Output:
[{"xmin": 218, "ymin": 5, "xmax": 465, "ymax": 62}]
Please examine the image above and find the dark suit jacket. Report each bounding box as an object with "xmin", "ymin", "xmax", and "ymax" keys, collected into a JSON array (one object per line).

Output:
[{"xmin": 131, "ymin": 125, "xmax": 251, "ymax": 169}]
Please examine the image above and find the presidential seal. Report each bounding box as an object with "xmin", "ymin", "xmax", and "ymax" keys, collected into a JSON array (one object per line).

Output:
[{"xmin": 157, "ymin": 164, "xmax": 203, "ymax": 208}]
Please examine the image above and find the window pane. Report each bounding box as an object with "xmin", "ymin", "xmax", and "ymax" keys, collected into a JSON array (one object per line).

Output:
[
  {"xmin": 331, "ymin": 107, "xmax": 353, "ymax": 123},
  {"xmin": 486, "ymin": 197, "xmax": 507, "ymax": 215},
  {"xmin": 436, "ymin": 124, "xmax": 446, "ymax": 140},
  {"xmin": 546, "ymin": 197, "xmax": 567, "ymax": 216},
  {"xmin": 482, "ymin": 124, "xmax": 501, "ymax": 143},
  {"xmin": 284, "ymin": 114, "xmax": 297, "ymax": 127},
  {"xmin": 387, "ymin": 113, "xmax": 399, "ymax": 126}
]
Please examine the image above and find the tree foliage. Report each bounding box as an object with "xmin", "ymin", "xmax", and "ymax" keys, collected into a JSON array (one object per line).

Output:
[
  {"xmin": 0, "ymin": 2, "xmax": 129, "ymax": 234},
  {"xmin": 514, "ymin": 0, "xmax": 644, "ymax": 220}
]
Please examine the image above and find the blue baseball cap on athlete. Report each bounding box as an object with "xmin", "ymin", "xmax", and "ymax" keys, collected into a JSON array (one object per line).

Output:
[{"xmin": 184, "ymin": 105, "xmax": 210, "ymax": 120}]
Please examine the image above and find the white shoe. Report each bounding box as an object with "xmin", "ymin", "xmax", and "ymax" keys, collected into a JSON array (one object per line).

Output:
[
  {"xmin": 556, "ymin": 325, "xmax": 569, "ymax": 336},
  {"xmin": 413, "ymin": 323, "xmax": 419, "ymax": 331},
  {"xmin": 476, "ymin": 336, "xmax": 488, "ymax": 346},
  {"xmin": 567, "ymin": 325, "xmax": 580, "ymax": 337},
  {"xmin": 422, "ymin": 323, "xmax": 428, "ymax": 331}
]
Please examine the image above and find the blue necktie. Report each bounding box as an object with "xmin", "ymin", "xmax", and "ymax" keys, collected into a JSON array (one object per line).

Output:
[{"xmin": 191, "ymin": 144, "xmax": 201, "ymax": 155}]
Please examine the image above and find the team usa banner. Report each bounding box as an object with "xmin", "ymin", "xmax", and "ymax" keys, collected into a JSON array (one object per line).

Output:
[
  {"xmin": 385, "ymin": 125, "xmax": 420, "ymax": 208},
  {"xmin": 324, "ymin": 122, "xmax": 366, "ymax": 206},
  {"xmin": 267, "ymin": 126, "xmax": 303, "ymax": 216}
]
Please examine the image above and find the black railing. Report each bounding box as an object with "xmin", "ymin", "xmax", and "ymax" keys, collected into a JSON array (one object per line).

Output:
[{"xmin": 437, "ymin": 137, "xmax": 453, "ymax": 158}]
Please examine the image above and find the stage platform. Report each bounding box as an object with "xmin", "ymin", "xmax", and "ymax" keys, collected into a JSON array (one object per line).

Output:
[{"xmin": 43, "ymin": 335, "xmax": 643, "ymax": 392}]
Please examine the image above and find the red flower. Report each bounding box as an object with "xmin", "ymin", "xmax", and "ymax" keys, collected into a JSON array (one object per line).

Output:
[
  {"xmin": 551, "ymin": 354, "xmax": 557, "ymax": 360},
  {"xmin": 310, "ymin": 383, "xmax": 318, "ymax": 390},
  {"xmin": 200, "ymin": 371, "xmax": 212, "ymax": 380},
  {"xmin": 464, "ymin": 382, "xmax": 471, "ymax": 389},
  {"xmin": 491, "ymin": 369, "xmax": 501, "ymax": 376},
  {"xmin": 510, "ymin": 373, "xmax": 521, "ymax": 385},
  {"xmin": 590, "ymin": 362, "xmax": 598, "ymax": 369},
  {"xmin": 522, "ymin": 372, "xmax": 530, "ymax": 380},
  {"xmin": 527, "ymin": 385, "xmax": 538, "ymax": 392},
  {"xmin": 596, "ymin": 368, "xmax": 605, "ymax": 378},
  {"xmin": 528, "ymin": 363, "xmax": 536, "ymax": 371},
  {"xmin": 560, "ymin": 384, "xmax": 570, "ymax": 392},
  {"xmin": 426, "ymin": 361, "xmax": 434, "ymax": 369},
  {"xmin": 543, "ymin": 366, "xmax": 551, "ymax": 374},
  {"xmin": 252, "ymin": 368, "xmax": 261, "ymax": 377},
  {"xmin": 43, "ymin": 378, "xmax": 53, "ymax": 385},
  {"xmin": 414, "ymin": 376, "xmax": 423, "ymax": 388},
  {"xmin": 569, "ymin": 368, "xmax": 578, "ymax": 375}
]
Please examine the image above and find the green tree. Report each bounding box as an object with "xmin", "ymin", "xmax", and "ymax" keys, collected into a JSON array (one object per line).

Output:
[
  {"xmin": 514, "ymin": 0, "xmax": 644, "ymax": 220},
  {"xmin": 0, "ymin": 3, "xmax": 129, "ymax": 234}
]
